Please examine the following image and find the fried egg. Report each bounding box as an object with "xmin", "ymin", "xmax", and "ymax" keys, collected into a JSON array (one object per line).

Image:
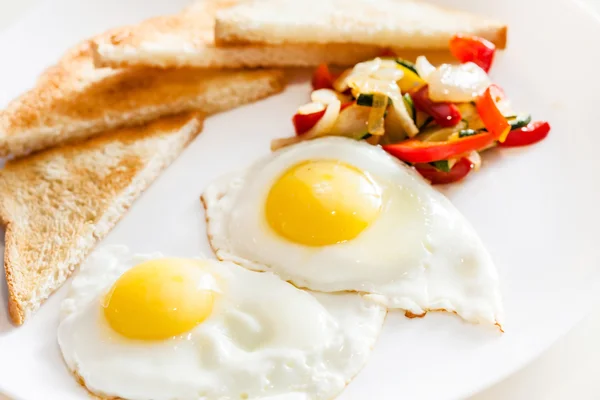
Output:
[
  {"xmin": 57, "ymin": 245, "xmax": 385, "ymax": 400},
  {"xmin": 202, "ymin": 137, "xmax": 503, "ymax": 326}
]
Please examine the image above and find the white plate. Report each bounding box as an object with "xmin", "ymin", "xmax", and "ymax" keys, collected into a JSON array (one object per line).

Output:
[{"xmin": 1, "ymin": 0, "xmax": 600, "ymax": 399}]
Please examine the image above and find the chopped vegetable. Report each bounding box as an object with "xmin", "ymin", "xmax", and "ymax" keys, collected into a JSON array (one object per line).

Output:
[
  {"xmin": 396, "ymin": 62, "xmax": 425, "ymax": 93},
  {"xmin": 288, "ymin": 51, "xmax": 548, "ymax": 185},
  {"xmin": 417, "ymin": 114, "xmax": 434, "ymax": 129},
  {"xmin": 356, "ymin": 93, "xmax": 392, "ymax": 107},
  {"xmin": 427, "ymin": 62, "xmax": 491, "ymax": 103},
  {"xmin": 389, "ymin": 97, "xmax": 420, "ymax": 137},
  {"xmin": 293, "ymin": 101, "xmax": 352, "ymax": 135},
  {"xmin": 466, "ymin": 150, "xmax": 482, "ymax": 171},
  {"xmin": 403, "ymin": 93, "xmax": 416, "ymax": 121},
  {"xmin": 456, "ymin": 102, "xmax": 485, "ymax": 130},
  {"xmin": 395, "ymin": 59, "xmax": 419, "ymax": 75},
  {"xmin": 312, "ymin": 64, "xmax": 336, "ymax": 90},
  {"xmin": 417, "ymin": 122, "xmax": 467, "ymax": 142},
  {"xmin": 499, "ymin": 121, "xmax": 551, "ymax": 147},
  {"xmin": 415, "ymin": 56, "xmax": 436, "ymax": 80},
  {"xmin": 328, "ymin": 102, "xmax": 367, "ymax": 138},
  {"xmin": 415, "ymin": 158, "xmax": 474, "ymax": 184},
  {"xmin": 430, "ymin": 160, "xmax": 451, "ymax": 172},
  {"xmin": 476, "ymin": 84, "xmax": 511, "ymax": 142},
  {"xmin": 274, "ymin": 100, "xmax": 341, "ymax": 150},
  {"xmin": 458, "ymin": 128, "xmax": 478, "ymax": 138},
  {"xmin": 410, "ymin": 85, "xmax": 462, "ymax": 127},
  {"xmin": 293, "ymin": 109, "xmax": 326, "ymax": 135},
  {"xmin": 335, "ymin": 58, "xmax": 400, "ymax": 94},
  {"xmin": 449, "ymin": 34, "xmax": 496, "ymax": 73},
  {"xmin": 297, "ymin": 102, "xmax": 326, "ymax": 115},
  {"xmin": 383, "ymin": 130, "xmax": 497, "ymax": 163},
  {"xmin": 367, "ymin": 93, "xmax": 388, "ymax": 135},
  {"xmin": 508, "ymin": 114, "xmax": 532, "ymax": 130}
]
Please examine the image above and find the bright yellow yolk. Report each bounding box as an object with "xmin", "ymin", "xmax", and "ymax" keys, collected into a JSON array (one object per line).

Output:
[
  {"xmin": 265, "ymin": 160, "xmax": 382, "ymax": 246},
  {"xmin": 103, "ymin": 258, "xmax": 215, "ymax": 340}
]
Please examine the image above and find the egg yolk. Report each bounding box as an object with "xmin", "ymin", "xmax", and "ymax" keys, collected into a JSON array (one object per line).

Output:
[
  {"xmin": 103, "ymin": 258, "xmax": 215, "ymax": 340},
  {"xmin": 265, "ymin": 160, "xmax": 382, "ymax": 246}
]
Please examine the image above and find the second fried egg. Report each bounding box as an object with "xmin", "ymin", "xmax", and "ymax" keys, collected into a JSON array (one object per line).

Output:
[{"xmin": 58, "ymin": 245, "xmax": 385, "ymax": 400}]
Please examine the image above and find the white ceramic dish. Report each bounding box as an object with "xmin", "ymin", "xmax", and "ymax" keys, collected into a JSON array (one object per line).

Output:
[{"xmin": 1, "ymin": 0, "xmax": 600, "ymax": 399}]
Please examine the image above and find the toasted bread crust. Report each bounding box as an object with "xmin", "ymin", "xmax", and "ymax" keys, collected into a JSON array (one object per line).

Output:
[
  {"xmin": 91, "ymin": 0, "xmax": 384, "ymax": 69},
  {"xmin": 0, "ymin": 39, "xmax": 284, "ymax": 158},
  {"xmin": 214, "ymin": 0, "xmax": 508, "ymax": 49},
  {"xmin": 0, "ymin": 113, "xmax": 203, "ymax": 325}
]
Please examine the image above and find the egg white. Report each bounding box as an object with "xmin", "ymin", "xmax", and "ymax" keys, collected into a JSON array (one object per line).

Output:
[
  {"xmin": 57, "ymin": 245, "xmax": 386, "ymax": 400},
  {"xmin": 202, "ymin": 137, "xmax": 503, "ymax": 326}
]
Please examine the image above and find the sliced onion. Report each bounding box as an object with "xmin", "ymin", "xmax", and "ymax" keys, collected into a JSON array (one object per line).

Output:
[
  {"xmin": 415, "ymin": 56, "xmax": 436, "ymax": 80},
  {"xmin": 297, "ymin": 102, "xmax": 325, "ymax": 114},
  {"xmin": 496, "ymin": 98, "xmax": 516, "ymax": 117},
  {"xmin": 333, "ymin": 57, "xmax": 399, "ymax": 93},
  {"xmin": 330, "ymin": 104, "xmax": 370, "ymax": 138},
  {"xmin": 428, "ymin": 62, "xmax": 492, "ymax": 103},
  {"xmin": 417, "ymin": 121, "xmax": 467, "ymax": 142},
  {"xmin": 389, "ymin": 96, "xmax": 419, "ymax": 137},
  {"xmin": 372, "ymin": 67, "xmax": 404, "ymax": 82},
  {"xmin": 271, "ymin": 100, "xmax": 341, "ymax": 150},
  {"xmin": 465, "ymin": 151, "xmax": 482, "ymax": 171},
  {"xmin": 367, "ymin": 93, "xmax": 388, "ymax": 135},
  {"xmin": 348, "ymin": 75, "xmax": 398, "ymax": 101},
  {"xmin": 382, "ymin": 109, "xmax": 408, "ymax": 144},
  {"xmin": 333, "ymin": 69, "xmax": 352, "ymax": 92}
]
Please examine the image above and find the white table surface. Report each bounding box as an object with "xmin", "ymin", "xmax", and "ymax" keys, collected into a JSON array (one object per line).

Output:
[{"xmin": 0, "ymin": 1, "xmax": 599, "ymax": 399}]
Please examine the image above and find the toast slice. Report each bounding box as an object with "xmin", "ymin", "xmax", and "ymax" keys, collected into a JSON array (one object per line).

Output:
[
  {"xmin": 0, "ymin": 112, "xmax": 203, "ymax": 325},
  {"xmin": 91, "ymin": 0, "xmax": 382, "ymax": 70},
  {"xmin": 215, "ymin": 0, "xmax": 507, "ymax": 49},
  {"xmin": 0, "ymin": 40, "xmax": 284, "ymax": 158}
]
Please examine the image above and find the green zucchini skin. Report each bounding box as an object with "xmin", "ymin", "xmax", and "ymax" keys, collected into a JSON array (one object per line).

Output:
[
  {"xmin": 430, "ymin": 160, "xmax": 451, "ymax": 172},
  {"xmin": 508, "ymin": 114, "xmax": 532, "ymax": 130},
  {"xmin": 395, "ymin": 59, "xmax": 419, "ymax": 76},
  {"xmin": 356, "ymin": 93, "xmax": 393, "ymax": 107}
]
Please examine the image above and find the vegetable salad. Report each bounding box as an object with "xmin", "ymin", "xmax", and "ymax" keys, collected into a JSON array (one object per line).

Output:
[{"xmin": 274, "ymin": 35, "xmax": 550, "ymax": 184}]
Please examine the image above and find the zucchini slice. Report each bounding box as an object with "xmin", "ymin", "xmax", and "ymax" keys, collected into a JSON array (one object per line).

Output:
[
  {"xmin": 430, "ymin": 160, "xmax": 451, "ymax": 172},
  {"xmin": 403, "ymin": 93, "xmax": 416, "ymax": 122},
  {"xmin": 395, "ymin": 59, "xmax": 419, "ymax": 76},
  {"xmin": 458, "ymin": 129, "xmax": 478, "ymax": 138},
  {"xmin": 356, "ymin": 93, "xmax": 393, "ymax": 107},
  {"xmin": 508, "ymin": 114, "xmax": 532, "ymax": 130}
]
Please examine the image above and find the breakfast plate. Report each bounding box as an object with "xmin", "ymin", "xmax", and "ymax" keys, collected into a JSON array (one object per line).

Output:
[{"xmin": 1, "ymin": 0, "xmax": 600, "ymax": 399}]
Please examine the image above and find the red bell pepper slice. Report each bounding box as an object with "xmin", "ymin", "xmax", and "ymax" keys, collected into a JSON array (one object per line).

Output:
[
  {"xmin": 410, "ymin": 85, "xmax": 462, "ymax": 127},
  {"xmin": 449, "ymin": 34, "xmax": 496, "ymax": 73},
  {"xmin": 383, "ymin": 131, "xmax": 496, "ymax": 164},
  {"xmin": 415, "ymin": 158, "xmax": 474, "ymax": 185},
  {"xmin": 499, "ymin": 121, "xmax": 551, "ymax": 147},
  {"xmin": 476, "ymin": 84, "xmax": 511, "ymax": 142},
  {"xmin": 293, "ymin": 109, "xmax": 326, "ymax": 135},
  {"xmin": 292, "ymin": 102, "xmax": 354, "ymax": 135},
  {"xmin": 311, "ymin": 64, "xmax": 336, "ymax": 90}
]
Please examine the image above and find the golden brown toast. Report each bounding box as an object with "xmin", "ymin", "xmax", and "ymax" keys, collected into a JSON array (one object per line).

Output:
[
  {"xmin": 214, "ymin": 0, "xmax": 507, "ymax": 49},
  {"xmin": 0, "ymin": 39, "xmax": 284, "ymax": 158},
  {"xmin": 91, "ymin": 0, "xmax": 384, "ymax": 69},
  {"xmin": 0, "ymin": 113, "xmax": 203, "ymax": 325}
]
